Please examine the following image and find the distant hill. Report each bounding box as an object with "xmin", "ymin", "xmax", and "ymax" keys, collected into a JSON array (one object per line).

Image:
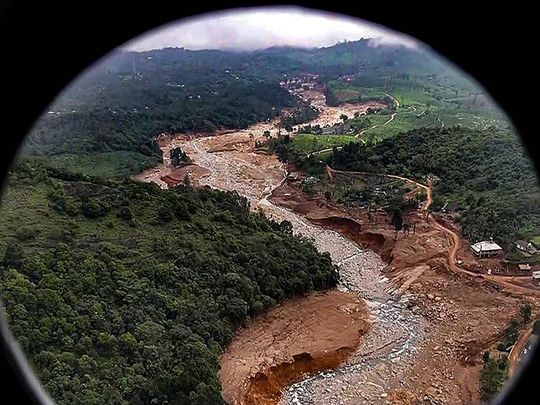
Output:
[{"xmin": 21, "ymin": 40, "xmax": 471, "ymax": 178}]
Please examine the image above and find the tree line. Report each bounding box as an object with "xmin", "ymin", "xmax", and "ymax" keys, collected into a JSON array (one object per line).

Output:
[
  {"xmin": 0, "ymin": 162, "xmax": 338, "ymax": 404},
  {"xmin": 328, "ymin": 126, "xmax": 539, "ymax": 246}
]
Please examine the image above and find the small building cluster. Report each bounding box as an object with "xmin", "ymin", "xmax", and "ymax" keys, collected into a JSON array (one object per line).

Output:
[
  {"xmin": 514, "ymin": 238, "xmax": 539, "ymax": 277},
  {"xmin": 280, "ymin": 73, "xmax": 322, "ymax": 91},
  {"xmin": 469, "ymin": 238, "xmax": 539, "ymax": 284},
  {"xmin": 515, "ymin": 240, "xmax": 538, "ymax": 255},
  {"xmin": 338, "ymin": 74, "xmax": 356, "ymax": 83}
]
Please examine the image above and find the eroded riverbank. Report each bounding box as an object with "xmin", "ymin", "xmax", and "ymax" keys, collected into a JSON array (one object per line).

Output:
[
  {"xmin": 220, "ymin": 290, "xmax": 371, "ymax": 405},
  {"xmin": 134, "ymin": 88, "xmax": 534, "ymax": 404},
  {"xmin": 135, "ymin": 99, "xmax": 424, "ymax": 404}
]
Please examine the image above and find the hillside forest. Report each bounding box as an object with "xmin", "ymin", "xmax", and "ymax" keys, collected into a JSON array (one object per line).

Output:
[{"xmin": 0, "ymin": 38, "xmax": 538, "ymax": 405}]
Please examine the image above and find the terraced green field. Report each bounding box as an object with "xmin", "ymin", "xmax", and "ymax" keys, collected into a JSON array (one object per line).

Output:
[{"xmin": 289, "ymin": 134, "xmax": 358, "ymax": 155}]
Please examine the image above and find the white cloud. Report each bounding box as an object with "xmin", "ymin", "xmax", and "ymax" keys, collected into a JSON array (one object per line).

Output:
[{"xmin": 123, "ymin": 6, "xmax": 420, "ymax": 52}]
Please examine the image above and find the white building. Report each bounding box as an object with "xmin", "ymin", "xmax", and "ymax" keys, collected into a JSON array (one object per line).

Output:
[{"xmin": 470, "ymin": 240, "xmax": 503, "ymax": 258}]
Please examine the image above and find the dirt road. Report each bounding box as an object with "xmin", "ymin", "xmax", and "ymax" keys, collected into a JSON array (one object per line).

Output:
[
  {"xmin": 325, "ymin": 165, "xmax": 540, "ymax": 297},
  {"xmin": 508, "ymin": 326, "xmax": 533, "ymax": 378},
  {"xmin": 356, "ymin": 111, "xmax": 398, "ymax": 141},
  {"xmin": 310, "ymin": 107, "xmax": 400, "ymax": 156}
]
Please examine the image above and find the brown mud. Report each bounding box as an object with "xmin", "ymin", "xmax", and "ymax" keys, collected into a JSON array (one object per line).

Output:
[{"xmin": 220, "ymin": 290, "xmax": 371, "ymax": 405}]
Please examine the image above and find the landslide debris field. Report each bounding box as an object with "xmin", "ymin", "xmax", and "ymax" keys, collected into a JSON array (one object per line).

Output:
[
  {"xmin": 136, "ymin": 88, "xmax": 538, "ymax": 405},
  {"xmin": 220, "ymin": 290, "xmax": 371, "ymax": 405}
]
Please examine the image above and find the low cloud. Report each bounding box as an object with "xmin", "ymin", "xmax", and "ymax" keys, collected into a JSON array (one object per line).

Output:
[{"xmin": 124, "ymin": 6, "xmax": 420, "ymax": 52}]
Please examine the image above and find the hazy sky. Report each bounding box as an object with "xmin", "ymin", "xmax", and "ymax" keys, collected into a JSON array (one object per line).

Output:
[{"xmin": 124, "ymin": 7, "xmax": 419, "ymax": 52}]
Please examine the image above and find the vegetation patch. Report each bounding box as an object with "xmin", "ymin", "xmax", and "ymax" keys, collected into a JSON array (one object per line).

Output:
[
  {"xmin": 480, "ymin": 352, "xmax": 509, "ymax": 401},
  {"xmin": 267, "ymin": 134, "xmax": 357, "ymax": 174},
  {"xmin": 328, "ymin": 126, "xmax": 540, "ymax": 246},
  {"xmin": 0, "ymin": 162, "xmax": 338, "ymax": 405},
  {"xmin": 481, "ymin": 304, "xmax": 532, "ymax": 401}
]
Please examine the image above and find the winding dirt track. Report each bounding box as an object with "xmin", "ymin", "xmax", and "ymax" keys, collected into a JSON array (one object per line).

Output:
[
  {"xmin": 311, "ymin": 97, "xmax": 400, "ymax": 155},
  {"xmin": 356, "ymin": 111, "xmax": 398, "ymax": 141},
  {"xmin": 508, "ymin": 326, "xmax": 533, "ymax": 377},
  {"xmin": 326, "ymin": 166, "xmax": 540, "ymax": 297}
]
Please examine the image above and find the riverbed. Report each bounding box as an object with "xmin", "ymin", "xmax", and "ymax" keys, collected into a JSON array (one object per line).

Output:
[{"xmin": 135, "ymin": 95, "xmax": 423, "ymax": 404}]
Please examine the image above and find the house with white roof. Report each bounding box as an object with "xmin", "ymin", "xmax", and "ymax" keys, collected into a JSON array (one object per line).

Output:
[{"xmin": 470, "ymin": 239, "xmax": 503, "ymax": 258}]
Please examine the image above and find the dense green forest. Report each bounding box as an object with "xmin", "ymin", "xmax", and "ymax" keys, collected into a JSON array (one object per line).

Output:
[
  {"xmin": 22, "ymin": 40, "xmax": 461, "ymax": 178},
  {"xmin": 328, "ymin": 126, "xmax": 540, "ymax": 246},
  {"xmin": 0, "ymin": 162, "xmax": 338, "ymax": 404},
  {"xmin": 23, "ymin": 49, "xmax": 296, "ymax": 177}
]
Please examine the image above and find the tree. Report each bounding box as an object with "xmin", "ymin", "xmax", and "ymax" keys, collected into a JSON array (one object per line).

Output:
[
  {"xmin": 402, "ymin": 222, "xmax": 411, "ymax": 237},
  {"xmin": 521, "ymin": 303, "xmax": 532, "ymax": 325},
  {"xmin": 183, "ymin": 174, "xmax": 192, "ymax": 188},
  {"xmin": 279, "ymin": 220, "xmax": 293, "ymax": 234},
  {"xmin": 391, "ymin": 208, "xmax": 403, "ymax": 233},
  {"xmin": 505, "ymin": 319, "xmax": 520, "ymax": 347},
  {"xmin": 263, "ymin": 130, "xmax": 271, "ymax": 139},
  {"xmin": 117, "ymin": 206, "xmax": 133, "ymax": 221},
  {"xmin": 81, "ymin": 197, "xmax": 110, "ymax": 218},
  {"xmin": 480, "ymin": 356, "xmax": 509, "ymax": 400},
  {"xmin": 340, "ymin": 114, "xmax": 348, "ymax": 122},
  {"xmin": 171, "ymin": 147, "xmax": 189, "ymax": 167},
  {"xmin": 2, "ymin": 240, "xmax": 24, "ymax": 269}
]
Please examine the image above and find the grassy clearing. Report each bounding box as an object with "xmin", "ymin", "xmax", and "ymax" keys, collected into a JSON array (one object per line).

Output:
[
  {"xmin": 363, "ymin": 111, "xmax": 438, "ymax": 141},
  {"xmin": 290, "ymin": 134, "xmax": 357, "ymax": 155},
  {"xmin": 328, "ymin": 74, "xmax": 510, "ymax": 142},
  {"xmin": 39, "ymin": 151, "xmax": 161, "ymax": 179},
  {"xmin": 315, "ymin": 175, "xmax": 412, "ymax": 208},
  {"xmin": 327, "ymin": 80, "xmax": 386, "ymax": 103},
  {"xmin": 354, "ymin": 113, "xmax": 389, "ymax": 129},
  {"xmin": 393, "ymin": 87, "xmax": 437, "ymax": 108},
  {"xmin": 333, "ymin": 88, "xmax": 361, "ymax": 102}
]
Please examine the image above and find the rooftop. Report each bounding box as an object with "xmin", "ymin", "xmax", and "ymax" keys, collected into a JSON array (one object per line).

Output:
[{"xmin": 470, "ymin": 241, "xmax": 503, "ymax": 253}]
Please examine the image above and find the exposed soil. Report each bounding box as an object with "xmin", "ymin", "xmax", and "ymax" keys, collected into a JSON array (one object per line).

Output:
[
  {"xmin": 269, "ymin": 176, "xmax": 538, "ymax": 404},
  {"xmin": 160, "ymin": 163, "xmax": 210, "ymax": 187},
  {"xmin": 508, "ymin": 325, "xmax": 533, "ymax": 378},
  {"xmin": 134, "ymin": 87, "xmax": 539, "ymax": 405},
  {"xmin": 220, "ymin": 291, "xmax": 371, "ymax": 405}
]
